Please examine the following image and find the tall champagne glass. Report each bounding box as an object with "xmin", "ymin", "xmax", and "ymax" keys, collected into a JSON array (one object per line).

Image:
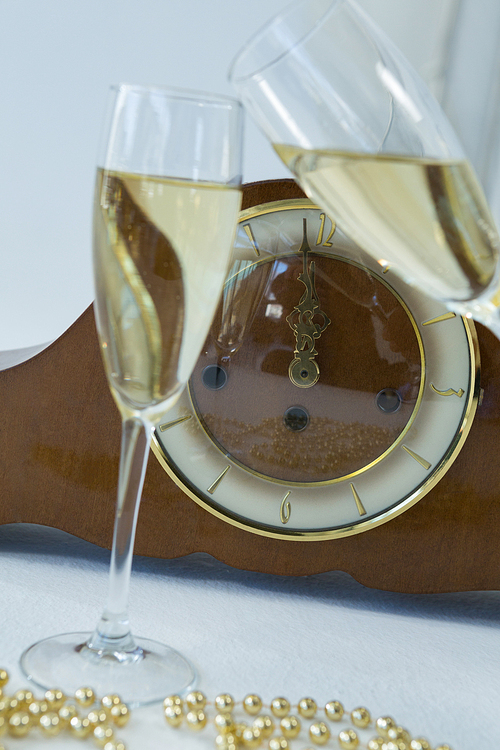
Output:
[
  {"xmin": 229, "ymin": 0, "xmax": 500, "ymax": 337},
  {"xmin": 21, "ymin": 84, "xmax": 243, "ymax": 704}
]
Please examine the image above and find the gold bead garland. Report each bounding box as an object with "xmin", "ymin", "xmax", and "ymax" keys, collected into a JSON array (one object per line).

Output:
[
  {"xmin": 163, "ymin": 691, "xmax": 453, "ymax": 750},
  {"xmin": 0, "ymin": 668, "xmax": 129, "ymax": 749},
  {"xmin": 0, "ymin": 667, "xmax": 454, "ymax": 750}
]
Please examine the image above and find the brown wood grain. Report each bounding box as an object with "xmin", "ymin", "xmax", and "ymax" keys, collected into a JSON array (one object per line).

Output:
[{"xmin": 1, "ymin": 179, "xmax": 499, "ymax": 593}]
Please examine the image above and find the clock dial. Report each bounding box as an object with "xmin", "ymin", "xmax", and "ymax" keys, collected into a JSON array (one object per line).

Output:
[
  {"xmin": 190, "ymin": 249, "xmax": 423, "ymax": 485},
  {"xmin": 152, "ymin": 199, "xmax": 479, "ymax": 539}
]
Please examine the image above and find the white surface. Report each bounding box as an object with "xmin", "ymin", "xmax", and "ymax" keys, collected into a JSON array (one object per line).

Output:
[
  {"xmin": 0, "ymin": 0, "xmax": 467, "ymax": 354},
  {"xmin": 0, "ymin": 522, "xmax": 498, "ymax": 749}
]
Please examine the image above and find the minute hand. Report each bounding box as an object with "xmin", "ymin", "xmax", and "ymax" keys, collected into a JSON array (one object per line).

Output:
[{"xmin": 286, "ymin": 219, "xmax": 331, "ymax": 388}]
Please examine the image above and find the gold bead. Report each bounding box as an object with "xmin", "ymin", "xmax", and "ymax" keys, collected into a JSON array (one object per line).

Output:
[
  {"xmin": 243, "ymin": 694, "xmax": 263, "ymax": 715},
  {"xmin": 13, "ymin": 690, "xmax": 34, "ymax": 707},
  {"xmin": 44, "ymin": 689, "xmax": 65, "ymax": 709},
  {"xmin": 351, "ymin": 706, "xmax": 371, "ymax": 728},
  {"xmin": 94, "ymin": 723, "xmax": 115, "ymax": 746},
  {"xmin": 410, "ymin": 741, "xmax": 431, "ymax": 750},
  {"xmin": 58, "ymin": 702, "xmax": 78, "ymax": 727},
  {"xmin": 69, "ymin": 715, "xmax": 92, "ymax": 738},
  {"xmin": 186, "ymin": 709, "xmax": 207, "ymax": 731},
  {"xmin": 4, "ymin": 697, "xmax": 19, "ymax": 715},
  {"xmin": 384, "ymin": 743, "xmax": 409, "ymax": 750},
  {"xmin": 28, "ymin": 699, "xmax": 49, "ymax": 718},
  {"xmin": 88, "ymin": 708, "xmax": 110, "ymax": 725},
  {"xmin": 298, "ymin": 697, "xmax": 317, "ymax": 718},
  {"xmin": 280, "ymin": 714, "xmax": 301, "ymax": 739},
  {"xmin": 104, "ymin": 742, "xmax": 127, "ymax": 750},
  {"xmin": 309, "ymin": 721, "xmax": 331, "ymax": 745},
  {"xmin": 387, "ymin": 726, "xmax": 411, "ymax": 743},
  {"xmin": 325, "ymin": 700, "xmax": 344, "ymax": 721},
  {"xmin": 8, "ymin": 711, "xmax": 31, "ymax": 737},
  {"xmin": 270, "ymin": 697, "xmax": 290, "ymax": 718},
  {"xmin": 164, "ymin": 694, "xmax": 183, "ymax": 710},
  {"xmin": 367, "ymin": 738, "xmax": 385, "ymax": 750},
  {"xmin": 0, "ymin": 671, "xmax": 9, "ymax": 688},
  {"xmin": 39, "ymin": 711, "xmax": 62, "ymax": 736},
  {"xmin": 215, "ymin": 734, "xmax": 238, "ymax": 750},
  {"xmin": 186, "ymin": 691, "xmax": 207, "ymax": 710},
  {"xmin": 164, "ymin": 704, "xmax": 183, "ymax": 727},
  {"xmin": 215, "ymin": 712, "xmax": 236, "ymax": 734},
  {"xmin": 339, "ymin": 728, "xmax": 359, "ymax": 749},
  {"xmin": 376, "ymin": 716, "xmax": 396, "ymax": 737},
  {"xmin": 241, "ymin": 725, "xmax": 262, "ymax": 748},
  {"xmin": 75, "ymin": 686, "xmax": 96, "ymax": 707},
  {"xmin": 253, "ymin": 714, "xmax": 274, "ymax": 738},
  {"xmin": 215, "ymin": 693, "xmax": 235, "ymax": 713},
  {"xmin": 102, "ymin": 694, "xmax": 123, "ymax": 709},
  {"xmin": 235, "ymin": 721, "xmax": 250, "ymax": 739},
  {"xmin": 0, "ymin": 716, "xmax": 5, "ymax": 737},
  {"xmin": 435, "ymin": 746, "xmax": 453, "ymax": 750},
  {"xmin": 269, "ymin": 736, "xmax": 290, "ymax": 750},
  {"xmin": 110, "ymin": 702, "xmax": 130, "ymax": 727}
]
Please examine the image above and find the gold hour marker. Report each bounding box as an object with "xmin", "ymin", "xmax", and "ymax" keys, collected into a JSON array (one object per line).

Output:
[
  {"xmin": 243, "ymin": 224, "xmax": 260, "ymax": 256},
  {"xmin": 207, "ymin": 466, "xmax": 231, "ymax": 495},
  {"xmin": 280, "ymin": 492, "xmax": 291, "ymax": 524},
  {"xmin": 158, "ymin": 414, "xmax": 192, "ymax": 432},
  {"xmin": 431, "ymin": 384, "xmax": 465, "ymax": 398},
  {"xmin": 350, "ymin": 483, "xmax": 366, "ymax": 516},
  {"xmin": 315, "ymin": 212, "xmax": 335, "ymax": 247},
  {"xmin": 422, "ymin": 312, "xmax": 456, "ymax": 326},
  {"xmin": 402, "ymin": 446, "xmax": 432, "ymax": 470}
]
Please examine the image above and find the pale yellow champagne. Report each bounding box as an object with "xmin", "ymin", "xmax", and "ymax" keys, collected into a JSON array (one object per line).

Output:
[
  {"xmin": 93, "ymin": 169, "xmax": 241, "ymax": 414},
  {"xmin": 274, "ymin": 145, "xmax": 499, "ymax": 302}
]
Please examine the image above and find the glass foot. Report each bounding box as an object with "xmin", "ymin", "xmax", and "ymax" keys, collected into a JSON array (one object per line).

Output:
[{"xmin": 20, "ymin": 632, "xmax": 197, "ymax": 707}]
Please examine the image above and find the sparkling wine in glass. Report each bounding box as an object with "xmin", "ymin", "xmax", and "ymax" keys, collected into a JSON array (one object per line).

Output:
[
  {"xmin": 229, "ymin": 0, "xmax": 500, "ymax": 337},
  {"xmin": 21, "ymin": 84, "xmax": 243, "ymax": 705}
]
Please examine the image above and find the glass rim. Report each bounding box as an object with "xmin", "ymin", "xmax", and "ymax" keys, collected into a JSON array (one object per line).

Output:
[
  {"xmin": 228, "ymin": 0, "xmax": 341, "ymax": 84},
  {"xmin": 109, "ymin": 82, "xmax": 243, "ymax": 110}
]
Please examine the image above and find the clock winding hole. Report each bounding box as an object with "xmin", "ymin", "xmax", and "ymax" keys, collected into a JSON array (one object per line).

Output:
[
  {"xmin": 202, "ymin": 364, "xmax": 228, "ymax": 391},
  {"xmin": 376, "ymin": 388, "xmax": 402, "ymax": 414},
  {"xmin": 283, "ymin": 406, "xmax": 310, "ymax": 432}
]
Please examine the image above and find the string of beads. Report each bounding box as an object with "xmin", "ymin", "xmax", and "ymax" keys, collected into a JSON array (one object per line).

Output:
[
  {"xmin": 163, "ymin": 691, "xmax": 453, "ymax": 750},
  {"xmin": 0, "ymin": 669, "xmax": 129, "ymax": 749},
  {"xmin": 0, "ymin": 668, "xmax": 454, "ymax": 750}
]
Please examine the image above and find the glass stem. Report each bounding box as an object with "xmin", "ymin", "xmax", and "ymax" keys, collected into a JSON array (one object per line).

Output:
[{"xmin": 86, "ymin": 416, "xmax": 151, "ymax": 658}]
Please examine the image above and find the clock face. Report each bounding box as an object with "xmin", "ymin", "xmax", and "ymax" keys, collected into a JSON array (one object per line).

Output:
[{"xmin": 152, "ymin": 199, "xmax": 479, "ymax": 539}]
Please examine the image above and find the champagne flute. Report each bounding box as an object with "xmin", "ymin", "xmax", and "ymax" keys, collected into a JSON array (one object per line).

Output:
[
  {"xmin": 229, "ymin": 0, "xmax": 500, "ymax": 338},
  {"xmin": 21, "ymin": 84, "xmax": 243, "ymax": 705}
]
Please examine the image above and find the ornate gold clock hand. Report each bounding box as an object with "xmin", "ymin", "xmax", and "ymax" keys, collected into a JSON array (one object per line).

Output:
[{"xmin": 286, "ymin": 219, "xmax": 331, "ymax": 387}]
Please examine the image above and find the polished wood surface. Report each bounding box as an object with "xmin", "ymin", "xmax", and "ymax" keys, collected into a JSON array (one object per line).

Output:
[{"xmin": 1, "ymin": 180, "xmax": 499, "ymax": 593}]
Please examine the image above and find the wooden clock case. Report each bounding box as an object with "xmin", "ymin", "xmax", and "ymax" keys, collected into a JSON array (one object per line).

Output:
[{"xmin": 1, "ymin": 179, "xmax": 499, "ymax": 594}]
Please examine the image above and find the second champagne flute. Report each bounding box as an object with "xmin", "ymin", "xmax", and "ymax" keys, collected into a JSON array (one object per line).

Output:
[
  {"xmin": 229, "ymin": 0, "xmax": 500, "ymax": 338},
  {"xmin": 21, "ymin": 84, "xmax": 243, "ymax": 705}
]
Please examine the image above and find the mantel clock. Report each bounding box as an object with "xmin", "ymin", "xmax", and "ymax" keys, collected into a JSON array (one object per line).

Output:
[{"xmin": 1, "ymin": 180, "xmax": 499, "ymax": 593}]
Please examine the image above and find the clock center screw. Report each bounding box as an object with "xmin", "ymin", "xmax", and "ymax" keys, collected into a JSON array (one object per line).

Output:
[{"xmin": 283, "ymin": 406, "xmax": 309, "ymax": 432}]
